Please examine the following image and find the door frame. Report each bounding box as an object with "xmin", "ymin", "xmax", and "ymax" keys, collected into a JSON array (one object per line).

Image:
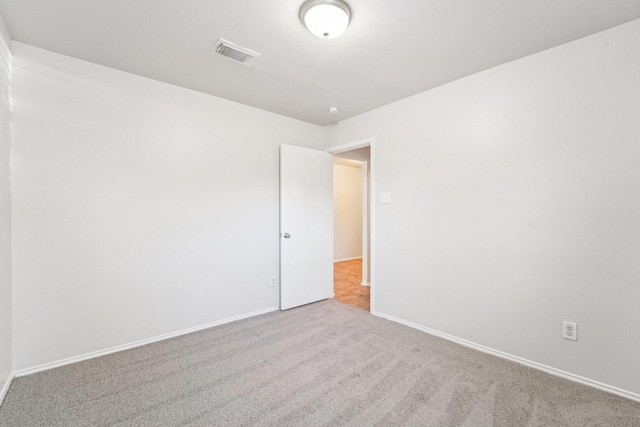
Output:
[
  {"xmin": 360, "ymin": 160, "xmax": 369, "ymax": 287},
  {"xmin": 326, "ymin": 138, "xmax": 376, "ymax": 313}
]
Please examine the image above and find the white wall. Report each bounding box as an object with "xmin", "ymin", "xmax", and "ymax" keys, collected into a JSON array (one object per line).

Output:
[
  {"xmin": 333, "ymin": 162, "xmax": 362, "ymax": 261},
  {"xmin": 0, "ymin": 13, "xmax": 12, "ymax": 398},
  {"xmin": 325, "ymin": 19, "xmax": 640, "ymax": 396},
  {"xmin": 11, "ymin": 43, "xmax": 323, "ymax": 371}
]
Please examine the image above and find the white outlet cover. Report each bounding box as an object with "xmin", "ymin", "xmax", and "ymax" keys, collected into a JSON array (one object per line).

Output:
[
  {"xmin": 380, "ymin": 192, "xmax": 391, "ymax": 204},
  {"xmin": 562, "ymin": 321, "xmax": 577, "ymax": 341}
]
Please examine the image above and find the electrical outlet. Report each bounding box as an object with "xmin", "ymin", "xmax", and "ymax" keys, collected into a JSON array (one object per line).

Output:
[
  {"xmin": 380, "ymin": 192, "xmax": 391, "ymax": 204},
  {"xmin": 270, "ymin": 276, "xmax": 277, "ymax": 287},
  {"xmin": 562, "ymin": 321, "xmax": 577, "ymax": 341}
]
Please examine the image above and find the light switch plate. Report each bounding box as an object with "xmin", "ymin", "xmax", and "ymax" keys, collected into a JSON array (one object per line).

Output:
[{"xmin": 380, "ymin": 192, "xmax": 391, "ymax": 204}]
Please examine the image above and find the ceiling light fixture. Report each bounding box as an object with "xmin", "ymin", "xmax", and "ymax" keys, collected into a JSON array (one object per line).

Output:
[{"xmin": 299, "ymin": 0, "xmax": 351, "ymax": 39}]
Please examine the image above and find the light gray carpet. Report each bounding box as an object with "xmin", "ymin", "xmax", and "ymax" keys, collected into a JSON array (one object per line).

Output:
[{"xmin": 1, "ymin": 300, "xmax": 639, "ymax": 426}]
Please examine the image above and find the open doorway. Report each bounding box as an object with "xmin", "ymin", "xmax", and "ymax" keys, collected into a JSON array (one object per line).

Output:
[{"xmin": 331, "ymin": 145, "xmax": 371, "ymax": 311}]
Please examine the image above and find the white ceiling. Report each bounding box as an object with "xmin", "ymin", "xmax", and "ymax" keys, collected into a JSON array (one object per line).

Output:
[
  {"xmin": 334, "ymin": 147, "xmax": 370, "ymax": 163},
  {"xmin": 333, "ymin": 157, "xmax": 363, "ymax": 168},
  {"xmin": 0, "ymin": 1, "xmax": 639, "ymax": 126}
]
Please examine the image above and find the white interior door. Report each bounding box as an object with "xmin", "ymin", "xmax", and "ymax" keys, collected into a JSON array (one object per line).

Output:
[{"xmin": 280, "ymin": 144, "xmax": 333, "ymax": 310}]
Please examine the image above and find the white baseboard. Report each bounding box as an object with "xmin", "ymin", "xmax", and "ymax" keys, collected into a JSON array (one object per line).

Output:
[
  {"xmin": 372, "ymin": 310, "xmax": 640, "ymax": 403},
  {"xmin": 360, "ymin": 282, "xmax": 370, "ymax": 286},
  {"xmin": 14, "ymin": 306, "xmax": 280, "ymax": 378},
  {"xmin": 333, "ymin": 257, "xmax": 363, "ymax": 263},
  {"xmin": 0, "ymin": 372, "xmax": 14, "ymax": 407}
]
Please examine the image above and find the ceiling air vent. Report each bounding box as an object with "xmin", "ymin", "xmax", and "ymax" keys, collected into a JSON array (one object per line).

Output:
[{"xmin": 212, "ymin": 39, "xmax": 260, "ymax": 66}]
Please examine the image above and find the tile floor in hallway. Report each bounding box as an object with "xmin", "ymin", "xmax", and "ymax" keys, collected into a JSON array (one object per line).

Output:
[{"xmin": 333, "ymin": 258, "xmax": 370, "ymax": 311}]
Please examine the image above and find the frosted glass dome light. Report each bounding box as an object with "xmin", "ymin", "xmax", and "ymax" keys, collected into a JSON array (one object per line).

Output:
[{"xmin": 300, "ymin": 0, "xmax": 351, "ymax": 39}]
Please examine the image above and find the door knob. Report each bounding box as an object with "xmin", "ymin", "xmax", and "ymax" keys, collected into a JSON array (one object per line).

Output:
[{"xmin": 283, "ymin": 233, "xmax": 291, "ymax": 239}]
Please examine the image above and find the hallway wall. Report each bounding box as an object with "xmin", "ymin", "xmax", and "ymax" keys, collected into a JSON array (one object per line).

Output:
[{"xmin": 333, "ymin": 162, "xmax": 363, "ymax": 261}]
